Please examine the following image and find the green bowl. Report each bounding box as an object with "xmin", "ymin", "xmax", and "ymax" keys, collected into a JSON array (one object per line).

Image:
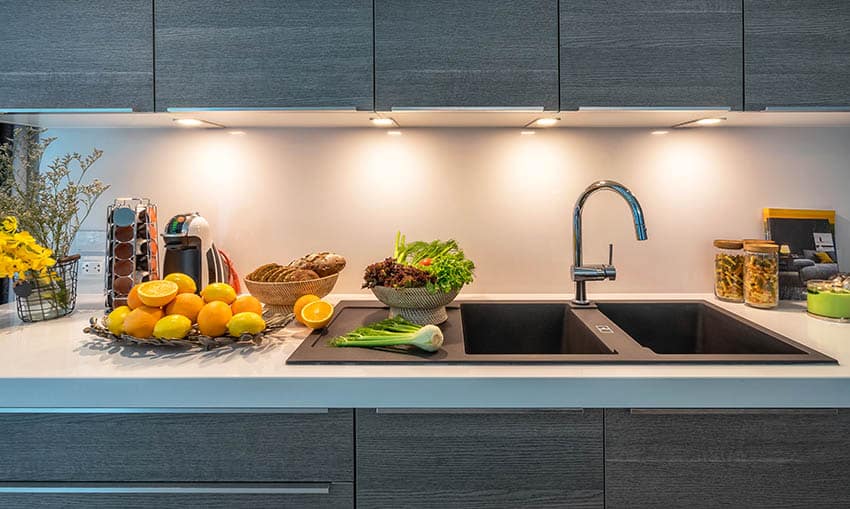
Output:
[{"xmin": 807, "ymin": 290, "xmax": 850, "ymax": 320}]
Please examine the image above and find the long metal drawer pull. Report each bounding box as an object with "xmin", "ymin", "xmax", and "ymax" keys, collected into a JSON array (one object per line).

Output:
[
  {"xmin": 629, "ymin": 408, "xmax": 839, "ymax": 416},
  {"xmin": 390, "ymin": 106, "xmax": 545, "ymax": 112},
  {"xmin": 0, "ymin": 407, "xmax": 329, "ymax": 414},
  {"xmin": 763, "ymin": 106, "xmax": 850, "ymax": 112},
  {"xmin": 166, "ymin": 107, "xmax": 358, "ymax": 112},
  {"xmin": 0, "ymin": 108, "xmax": 134, "ymax": 114},
  {"xmin": 376, "ymin": 408, "xmax": 584, "ymax": 414},
  {"xmin": 578, "ymin": 106, "xmax": 732, "ymax": 111},
  {"xmin": 0, "ymin": 483, "xmax": 331, "ymax": 495}
]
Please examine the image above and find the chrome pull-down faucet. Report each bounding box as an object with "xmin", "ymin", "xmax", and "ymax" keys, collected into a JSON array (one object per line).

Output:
[{"xmin": 571, "ymin": 180, "xmax": 647, "ymax": 305}]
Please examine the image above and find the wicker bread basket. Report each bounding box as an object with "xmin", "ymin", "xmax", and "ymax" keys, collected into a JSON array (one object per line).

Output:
[{"xmin": 245, "ymin": 272, "xmax": 340, "ymax": 313}]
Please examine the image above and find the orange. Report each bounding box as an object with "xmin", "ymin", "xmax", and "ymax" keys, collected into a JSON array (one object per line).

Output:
[
  {"xmin": 197, "ymin": 301, "xmax": 233, "ymax": 337},
  {"xmin": 293, "ymin": 294, "xmax": 320, "ymax": 324},
  {"xmin": 164, "ymin": 272, "xmax": 198, "ymax": 294},
  {"xmin": 300, "ymin": 300, "xmax": 334, "ymax": 329},
  {"xmin": 200, "ymin": 282, "xmax": 237, "ymax": 304},
  {"xmin": 137, "ymin": 280, "xmax": 179, "ymax": 308},
  {"xmin": 165, "ymin": 293, "xmax": 205, "ymax": 323},
  {"xmin": 127, "ymin": 285, "xmax": 143, "ymax": 310},
  {"xmin": 231, "ymin": 295, "xmax": 263, "ymax": 315},
  {"xmin": 122, "ymin": 306, "xmax": 165, "ymax": 338}
]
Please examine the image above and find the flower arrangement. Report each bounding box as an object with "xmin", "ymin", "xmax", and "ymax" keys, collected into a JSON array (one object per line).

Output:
[{"xmin": 0, "ymin": 216, "xmax": 56, "ymax": 279}]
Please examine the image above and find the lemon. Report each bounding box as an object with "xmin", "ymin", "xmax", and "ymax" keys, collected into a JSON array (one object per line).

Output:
[
  {"xmin": 201, "ymin": 282, "xmax": 237, "ymax": 304},
  {"xmin": 164, "ymin": 272, "xmax": 198, "ymax": 294},
  {"xmin": 137, "ymin": 280, "xmax": 179, "ymax": 307},
  {"xmin": 106, "ymin": 306, "xmax": 132, "ymax": 335},
  {"xmin": 300, "ymin": 300, "xmax": 334, "ymax": 329},
  {"xmin": 227, "ymin": 311, "xmax": 267, "ymax": 337},
  {"xmin": 293, "ymin": 294, "xmax": 320, "ymax": 324},
  {"xmin": 153, "ymin": 314, "xmax": 193, "ymax": 340}
]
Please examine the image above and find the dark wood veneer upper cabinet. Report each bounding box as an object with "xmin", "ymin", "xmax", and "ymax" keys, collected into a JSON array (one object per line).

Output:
[
  {"xmin": 745, "ymin": 0, "xmax": 850, "ymax": 110},
  {"xmin": 374, "ymin": 0, "xmax": 559, "ymax": 111},
  {"xmin": 154, "ymin": 0, "xmax": 373, "ymax": 111},
  {"xmin": 0, "ymin": 0, "xmax": 153, "ymax": 111},
  {"xmin": 560, "ymin": 1, "xmax": 743, "ymax": 110}
]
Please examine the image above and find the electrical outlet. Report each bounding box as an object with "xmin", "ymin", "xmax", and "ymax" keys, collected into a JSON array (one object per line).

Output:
[{"xmin": 81, "ymin": 256, "xmax": 104, "ymax": 276}]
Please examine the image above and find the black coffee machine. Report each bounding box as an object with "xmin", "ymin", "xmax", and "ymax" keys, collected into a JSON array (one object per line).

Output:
[{"xmin": 162, "ymin": 213, "xmax": 228, "ymax": 291}]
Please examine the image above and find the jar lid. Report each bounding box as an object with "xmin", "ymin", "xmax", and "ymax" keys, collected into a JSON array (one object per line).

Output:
[
  {"xmin": 746, "ymin": 243, "xmax": 779, "ymax": 253},
  {"xmin": 714, "ymin": 239, "xmax": 743, "ymax": 249},
  {"xmin": 743, "ymin": 238, "xmax": 776, "ymax": 245}
]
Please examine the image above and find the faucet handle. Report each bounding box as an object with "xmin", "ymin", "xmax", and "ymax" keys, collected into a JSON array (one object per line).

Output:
[{"xmin": 608, "ymin": 243, "xmax": 613, "ymax": 266}]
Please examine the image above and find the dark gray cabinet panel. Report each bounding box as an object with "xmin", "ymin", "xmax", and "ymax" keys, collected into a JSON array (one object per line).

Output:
[
  {"xmin": 356, "ymin": 409, "xmax": 604, "ymax": 508},
  {"xmin": 605, "ymin": 409, "xmax": 850, "ymax": 508},
  {"xmin": 0, "ymin": 411, "xmax": 353, "ymax": 482},
  {"xmin": 0, "ymin": 0, "xmax": 153, "ymax": 111},
  {"xmin": 0, "ymin": 483, "xmax": 352, "ymax": 509},
  {"xmin": 154, "ymin": 0, "xmax": 373, "ymax": 111},
  {"xmin": 745, "ymin": 1, "xmax": 850, "ymax": 110},
  {"xmin": 375, "ymin": 1, "xmax": 559, "ymax": 110},
  {"xmin": 560, "ymin": 1, "xmax": 743, "ymax": 110}
]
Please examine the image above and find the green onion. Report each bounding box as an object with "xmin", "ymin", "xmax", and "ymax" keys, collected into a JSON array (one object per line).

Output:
[{"xmin": 328, "ymin": 316, "xmax": 444, "ymax": 352}]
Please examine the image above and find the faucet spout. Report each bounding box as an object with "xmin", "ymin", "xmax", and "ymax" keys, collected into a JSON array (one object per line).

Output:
[{"xmin": 572, "ymin": 180, "xmax": 647, "ymax": 305}]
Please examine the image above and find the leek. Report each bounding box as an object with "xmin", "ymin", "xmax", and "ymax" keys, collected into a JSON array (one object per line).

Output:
[{"xmin": 329, "ymin": 316, "xmax": 444, "ymax": 352}]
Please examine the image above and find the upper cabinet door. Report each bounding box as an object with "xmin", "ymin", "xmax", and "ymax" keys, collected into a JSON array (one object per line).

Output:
[
  {"xmin": 0, "ymin": 0, "xmax": 153, "ymax": 111},
  {"xmin": 155, "ymin": 0, "xmax": 373, "ymax": 111},
  {"xmin": 745, "ymin": 1, "xmax": 850, "ymax": 110},
  {"xmin": 374, "ymin": 0, "xmax": 559, "ymax": 111},
  {"xmin": 560, "ymin": 1, "xmax": 743, "ymax": 110}
]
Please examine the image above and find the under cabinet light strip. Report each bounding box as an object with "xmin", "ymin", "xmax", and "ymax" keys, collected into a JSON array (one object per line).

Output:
[
  {"xmin": 0, "ymin": 407, "xmax": 329, "ymax": 414},
  {"xmin": 578, "ymin": 106, "xmax": 732, "ymax": 111},
  {"xmin": 0, "ymin": 484, "xmax": 331, "ymax": 495},
  {"xmin": 0, "ymin": 108, "xmax": 133, "ymax": 114},
  {"xmin": 390, "ymin": 106, "xmax": 545, "ymax": 112},
  {"xmin": 166, "ymin": 107, "xmax": 359, "ymax": 112}
]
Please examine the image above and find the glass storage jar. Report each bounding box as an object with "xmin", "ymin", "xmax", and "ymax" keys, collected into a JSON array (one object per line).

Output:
[
  {"xmin": 713, "ymin": 239, "xmax": 744, "ymax": 302},
  {"xmin": 744, "ymin": 243, "xmax": 779, "ymax": 308}
]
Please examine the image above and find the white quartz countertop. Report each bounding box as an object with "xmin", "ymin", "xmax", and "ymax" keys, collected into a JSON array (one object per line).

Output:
[{"xmin": 1, "ymin": 293, "xmax": 849, "ymax": 409}]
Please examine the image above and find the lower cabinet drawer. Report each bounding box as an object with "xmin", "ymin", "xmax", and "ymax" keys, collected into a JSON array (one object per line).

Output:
[
  {"xmin": 0, "ymin": 482, "xmax": 353, "ymax": 509},
  {"xmin": 0, "ymin": 410, "xmax": 353, "ymax": 482}
]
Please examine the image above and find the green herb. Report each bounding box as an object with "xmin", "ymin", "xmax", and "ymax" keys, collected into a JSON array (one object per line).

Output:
[
  {"xmin": 328, "ymin": 316, "xmax": 444, "ymax": 352},
  {"xmin": 392, "ymin": 231, "xmax": 474, "ymax": 293}
]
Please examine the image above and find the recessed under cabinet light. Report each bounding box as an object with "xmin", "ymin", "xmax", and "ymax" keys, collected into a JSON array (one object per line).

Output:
[
  {"xmin": 695, "ymin": 118, "xmax": 725, "ymax": 125},
  {"xmin": 387, "ymin": 130, "xmax": 402, "ymax": 136},
  {"xmin": 370, "ymin": 117, "xmax": 398, "ymax": 127},
  {"xmin": 651, "ymin": 130, "xmax": 669, "ymax": 135},
  {"xmin": 520, "ymin": 130, "xmax": 536, "ymax": 135},
  {"xmin": 534, "ymin": 117, "xmax": 559, "ymax": 127},
  {"xmin": 228, "ymin": 130, "xmax": 247, "ymax": 136},
  {"xmin": 172, "ymin": 118, "xmax": 222, "ymax": 128}
]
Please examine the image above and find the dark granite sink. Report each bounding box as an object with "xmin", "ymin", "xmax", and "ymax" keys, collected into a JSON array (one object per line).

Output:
[{"xmin": 286, "ymin": 300, "xmax": 836, "ymax": 365}]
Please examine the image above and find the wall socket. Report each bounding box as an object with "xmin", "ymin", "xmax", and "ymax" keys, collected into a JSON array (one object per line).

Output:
[{"xmin": 81, "ymin": 256, "xmax": 104, "ymax": 276}]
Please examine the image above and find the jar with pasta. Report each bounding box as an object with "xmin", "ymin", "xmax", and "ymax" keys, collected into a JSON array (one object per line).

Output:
[
  {"xmin": 744, "ymin": 243, "xmax": 779, "ymax": 308},
  {"xmin": 713, "ymin": 240, "xmax": 744, "ymax": 302}
]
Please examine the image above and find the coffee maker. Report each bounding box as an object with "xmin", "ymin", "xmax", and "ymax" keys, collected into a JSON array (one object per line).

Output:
[{"xmin": 162, "ymin": 213, "xmax": 228, "ymax": 290}]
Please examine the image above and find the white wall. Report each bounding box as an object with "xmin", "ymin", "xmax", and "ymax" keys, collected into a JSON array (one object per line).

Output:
[{"xmin": 45, "ymin": 126, "xmax": 850, "ymax": 294}]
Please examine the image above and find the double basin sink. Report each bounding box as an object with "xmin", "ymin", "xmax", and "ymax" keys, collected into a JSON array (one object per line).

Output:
[{"xmin": 287, "ymin": 300, "xmax": 836, "ymax": 364}]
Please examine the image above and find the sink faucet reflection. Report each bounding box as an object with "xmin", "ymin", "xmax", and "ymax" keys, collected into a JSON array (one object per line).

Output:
[{"xmin": 572, "ymin": 180, "xmax": 647, "ymax": 305}]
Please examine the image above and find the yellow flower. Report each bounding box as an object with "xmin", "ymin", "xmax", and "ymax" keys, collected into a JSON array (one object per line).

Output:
[{"xmin": 1, "ymin": 216, "xmax": 18, "ymax": 234}]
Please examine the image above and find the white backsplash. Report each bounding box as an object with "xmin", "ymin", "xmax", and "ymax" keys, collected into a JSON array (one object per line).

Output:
[{"xmin": 42, "ymin": 126, "xmax": 850, "ymax": 295}]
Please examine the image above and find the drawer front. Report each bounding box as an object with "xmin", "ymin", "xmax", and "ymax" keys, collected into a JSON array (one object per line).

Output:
[
  {"xmin": 605, "ymin": 409, "xmax": 850, "ymax": 508},
  {"xmin": 0, "ymin": 411, "xmax": 353, "ymax": 482},
  {"xmin": 357, "ymin": 408, "xmax": 604, "ymax": 508},
  {"xmin": 0, "ymin": 482, "xmax": 352, "ymax": 509}
]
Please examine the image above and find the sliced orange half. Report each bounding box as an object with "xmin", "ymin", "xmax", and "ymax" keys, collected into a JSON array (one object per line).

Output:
[
  {"xmin": 136, "ymin": 280, "xmax": 179, "ymax": 308},
  {"xmin": 300, "ymin": 300, "xmax": 334, "ymax": 329}
]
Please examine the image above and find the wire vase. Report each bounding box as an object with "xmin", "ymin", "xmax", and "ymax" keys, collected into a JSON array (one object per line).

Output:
[{"xmin": 14, "ymin": 254, "xmax": 80, "ymax": 322}]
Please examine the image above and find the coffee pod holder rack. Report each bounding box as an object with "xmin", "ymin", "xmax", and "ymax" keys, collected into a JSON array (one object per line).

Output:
[{"xmin": 104, "ymin": 197, "xmax": 159, "ymax": 311}]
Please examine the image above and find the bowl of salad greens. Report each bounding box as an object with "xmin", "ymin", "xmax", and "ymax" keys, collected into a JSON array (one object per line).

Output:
[{"xmin": 362, "ymin": 232, "xmax": 474, "ymax": 324}]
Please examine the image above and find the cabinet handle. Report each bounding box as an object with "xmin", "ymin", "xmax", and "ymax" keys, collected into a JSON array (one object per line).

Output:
[
  {"xmin": 0, "ymin": 483, "xmax": 331, "ymax": 495},
  {"xmin": 390, "ymin": 106, "xmax": 545, "ymax": 112},
  {"xmin": 166, "ymin": 107, "xmax": 359, "ymax": 112},
  {"xmin": 629, "ymin": 409, "xmax": 839, "ymax": 416},
  {"xmin": 0, "ymin": 407, "xmax": 329, "ymax": 414},
  {"xmin": 0, "ymin": 108, "xmax": 134, "ymax": 114},
  {"xmin": 577, "ymin": 106, "xmax": 731, "ymax": 112},
  {"xmin": 763, "ymin": 106, "xmax": 850, "ymax": 112},
  {"xmin": 375, "ymin": 408, "xmax": 584, "ymax": 415}
]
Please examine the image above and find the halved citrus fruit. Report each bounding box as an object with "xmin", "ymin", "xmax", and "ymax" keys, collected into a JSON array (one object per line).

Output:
[
  {"xmin": 300, "ymin": 300, "xmax": 334, "ymax": 329},
  {"xmin": 164, "ymin": 272, "xmax": 198, "ymax": 294},
  {"xmin": 136, "ymin": 280, "xmax": 179, "ymax": 307},
  {"xmin": 293, "ymin": 294, "xmax": 320, "ymax": 324}
]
